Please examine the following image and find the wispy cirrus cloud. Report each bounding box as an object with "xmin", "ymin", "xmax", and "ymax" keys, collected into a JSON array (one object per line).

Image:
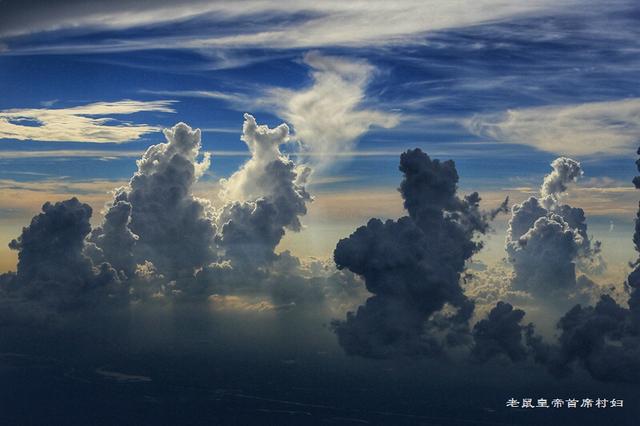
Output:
[
  {"xmin": 0, "ymin": 149, "xmax": 248, "ymax": 159},
  {"xmin": 0, "ymin": 1, "xmax": 575, "ymax": 53},
  {"xmin": 465, "ymin": 98, "xmax": 640, "ymax": 156},
  {"xmin": 0, "ymin": 100, "xmax": 176, "ymax": 143}
]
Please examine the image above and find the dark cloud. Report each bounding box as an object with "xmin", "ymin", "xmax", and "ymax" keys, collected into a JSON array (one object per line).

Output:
[
  {"xmin": 509, "ymin": 214, "xmax": 580, "ymax": 298},
  {"xmin": 1, "ymin": 198, "xmax": 124, "ymax": 312},
  {"xmin": 87, "ymin": 200, "xmax": 138, "ymax": 277},
  {"xmin": 527, "ymin": 294, "xmax": 640, "ymax": 383},
  {"xmin": 525, "ymin": 148, "xmax": 640, "ymax": 383},
  {"xmin": 0, "ymin": 114, "xmax": 334, "ymax": 318},
  {"xmin": 471, "ymin": 301, "xmax": 528, "ymax": 363},
  {"xmin": 92, "ymin": 122, "xmax": 216, "ymax": 279},
  {"xmin": 506, "ymin": 157, "xmax": 604, "ymax": 307},
  {"xmin": 332, "ymin": 149, "xmax": 499, "ymax": 358}
]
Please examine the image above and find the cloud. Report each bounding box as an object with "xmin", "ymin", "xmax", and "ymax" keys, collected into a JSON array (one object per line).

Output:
[
  {"xmin": 332, "ymin": 148, "xmax": 502, "ymax": 358},
  {"xmin": 466, "ymin": 98, "xmax": 640, "ymax": 156},
  {"xmin": 139, "ymin": 53, "xmax": 399, "ymax": 168},
  {"xmin": 540, "ymin": 157, "xmax": 583, "ymax": 208},
  {"xmin": 526, "ymin": 293, "xmax": 640, "ymax": 383},
  {"xmin": 208, "ymin": 294, "xmax": 279, "ymax": 313},
  {"xmin": 2, "ymin": 198, "xmax": 124, "ymax": 312},
  {"xmin": 215, "ymin": 113, "xmax": 312, "ymax": 267},
  {"xmin": 87, "ymin": 200, "xmax": 138, "ymax": 276},
  {"xmin": 521, "ymin": 147, "xmax": 640, "ymax": 383},
  {"xmin": 0, "ymin": 1, "xmax": 572, "ymax": 52},
  {"xmin": 0, "ymin": 100, "xmax": 176, "ymax": 143},
  {"xmin": 91, "ymin": 122, "xmax": 216, "ymax": 278},
  {"xmin": 506, "ymin": 158, "xmax": 605, "ymax": 309},
  {"xmin": 508, "ymin": 214, "xmax": 582, "ymax": 298},
  {"xmin": 471, "ymin": 301, "xmax": 529, "ymax": 363},
  {"xmin": 268, "ymin": 52, "xmax": 399, "ymax": 167}
]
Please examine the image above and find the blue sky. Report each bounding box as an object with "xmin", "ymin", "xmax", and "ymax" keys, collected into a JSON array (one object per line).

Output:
[{"xmin": 2, "ymin": 0, "xmax": 640, "ymax": 274}]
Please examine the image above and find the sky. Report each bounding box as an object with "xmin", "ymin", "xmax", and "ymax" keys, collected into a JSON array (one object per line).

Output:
[
  {"xmin": 2, "ymin": 1, "xmax": 640, "ymax": 274},
  {"xmin": 2, "ymin": 1, "xmax": 640, "ymax": 425}
]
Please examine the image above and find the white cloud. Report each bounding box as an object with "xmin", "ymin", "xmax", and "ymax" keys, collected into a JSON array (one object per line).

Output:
[
  {"xmin": 1, "ymin": 1, "xmax": 573, "ymax": 52},
  {"xmin": 466, "ymin": 98, "xmax": 640, "ymax": 156},
  {"xmin": 0, "ymin": 100, "xmax": 176, "ymax": 143},
  {"xmin": 267, "ymin": 52, "xmax": 400, "ymax": 167},
  {"xmin": 138, "ymin": 89, "xmax": 239, "ymax": 102}
]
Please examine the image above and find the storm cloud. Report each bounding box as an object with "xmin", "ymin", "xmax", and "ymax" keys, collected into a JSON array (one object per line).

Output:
[
  {"xmin": 506, "ymin": 157, "xmax": 604, "ymax": 307},
  {"xmin": 2, "ymin": 198, "xmax": 124, "ymax": 313},
  {"xmin": 471, "ymin": 301, "xmax": 529, "ymax": 363},
  {"xmin": 90, "ymin": 122, "xmax": 216, "ymax": 280},
  {"xmin": 0, "ymin": 113, "xmax": 341, "ymax": 317},
  {"xmin": 522, "ymin": 148, "xmax": 640, "ymax": 383},
  {"xmin": 332, "ymin": 149, "xmax": 501, "ymax": 358}
]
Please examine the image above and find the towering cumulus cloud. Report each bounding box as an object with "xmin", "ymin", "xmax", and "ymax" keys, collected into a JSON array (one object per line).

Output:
[
  {"xmin": 215, "ymin": 114, "xmax": 311, "ymax": 267},
  {"xmin": 524, "ymin": 148, "xmax": 640, "ymax": 383},
  {"xmin": 506, "ymin": 157, "xmax": 603, "ymax": 307},
  {"xmin": 91, "ymin": 122, "xmax": 216, "ymax": 279},
  {"xmin": 2, "ymin": 198, "xmax": 122, "ymax": 312},
  {"xmin": 332, "ymin": 149, "xmax": 499, "ymax": 358},
  {"xmin": 471, "ymin": 301, "xmax": 529, "ymax": 363},
  {"xmin": 0, "ymin": 113, "xmax": 326, "ymax": 316}
]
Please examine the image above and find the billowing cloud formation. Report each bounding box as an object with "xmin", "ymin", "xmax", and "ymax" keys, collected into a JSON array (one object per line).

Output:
[
  {"xmin": 540, "ymin": 157, "xmax": 583, "ymax": 208},
  {"xmin": 270, "ymin": 52, "xmax": 399, "ymax": 166},
  {"xmin": 215, "ymin": 114, "xmax": 311, "ymax": 267},
  {"xmin": 193, "ymin": 115, "xmax": 366, "ymax": 311},
  {"xmin": 332, "ymin": 149, "xmax": 501, "ymax": 358},
  {"xmin": 506, "ymin": 157, "xmax": 604, "ymax": 305},
  {"xmin": 471, "ymin": 301, "xmax": 528, "ymax": 363},
  {"xmin": 523, "ymin": 148, "xmax": 640, "ymax": 383},
  {"xmin": 88, "ymin": 200, "xmax": 138, "ymax": 276},
  {"xmin": 466, "ymin": 98, "xmax": 640, "ymax": 156},
  {"xmin": 2, "ymin": 198, "xmax": 123, "ymax": 312},
  {"xmin": 1, "ymin": 113, "xmax": 350, "ymax": 314},
  {"xmin": 3, "ymin": 117, "xmax": 640, "ymax": 389},
  {"xmin": 0, "ymin": 100, "xmax": 175, "ymax": 143},
  {"xmin": 91, "ymin": 122, "xmax": 216, "ymax": 279}
]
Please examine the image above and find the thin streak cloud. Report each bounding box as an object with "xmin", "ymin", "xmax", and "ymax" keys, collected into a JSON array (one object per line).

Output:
[
  {"xmin": 0, "ymin": 1, "xmax": 575, "ymax": 52},
  {"xmin": 0, "ymin": 100, "xmax": 176, "ymax": 143}
]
